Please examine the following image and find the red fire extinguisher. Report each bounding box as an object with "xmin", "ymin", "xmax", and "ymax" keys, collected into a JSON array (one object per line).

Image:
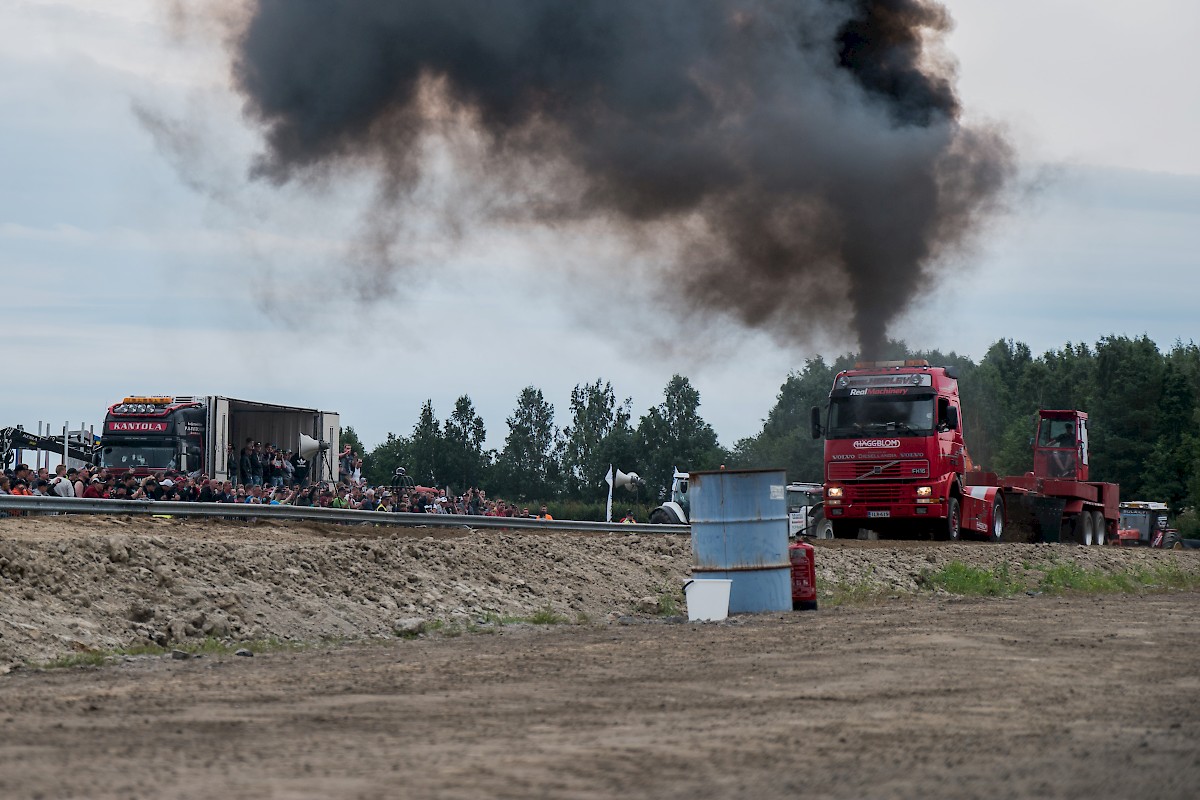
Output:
[{"xmin": 789, "ymin": 541, "xmax": 818, "ymax": 611}]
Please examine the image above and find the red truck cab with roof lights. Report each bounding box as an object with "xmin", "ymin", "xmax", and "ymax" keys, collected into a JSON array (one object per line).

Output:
[
  {"xmin": 100, "ymin": 396, "xmax": 206, "ymax": 478},
  {"xmin": 810, "ymin": 360, "xmax": 1003, "ymax": 540}
]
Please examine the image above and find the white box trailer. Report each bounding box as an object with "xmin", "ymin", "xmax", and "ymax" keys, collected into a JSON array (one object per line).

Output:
[{"xmin": 205, "ymin": 397, "xmax": 340, "ymax": 484}]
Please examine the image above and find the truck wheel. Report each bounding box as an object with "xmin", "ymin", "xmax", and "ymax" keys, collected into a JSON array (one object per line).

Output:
[
  {"xmin": 989, "ymin": 497, "xmax": 1005, "ymax": 543},
  {"xmin": 945, "ymin": 497, "xmax": 962, "ymax": 541},
  {"xmin": 1161, "ymin": 532, "xmax": 1182, "ymax": 550},
  {"xmin": 811, "ymin": 513, "xmax": 835, "ymax": 540},
  {"xmin": 1080, "ymin": 511, "xmax": 1096, "ymax": 546},
  {"xmin": 1092, "ymin": 510, "xmax": 1107, "ymax": 545},
  {"xmin": 648, "ymin": 508, "xmax": 677, "ymax": 525}
]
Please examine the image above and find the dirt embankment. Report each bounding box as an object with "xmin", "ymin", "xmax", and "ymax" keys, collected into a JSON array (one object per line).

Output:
[{"xmin": 1, "ymin": 515, "xmax": 1198, "ymax": 666}]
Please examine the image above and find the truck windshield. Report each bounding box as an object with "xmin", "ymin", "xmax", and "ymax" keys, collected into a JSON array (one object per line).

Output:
[
  {"xmin": 786, "ymin": 488, "xmax": 820, "ymax": 511},
  {"xmin": 100, "ymin": 446, "xmax": 176, "ymax": 470},
  {"xmin": 828, "ymin": 395, "xmax": 935, "ymax": 438},
  {"xmin": 1038, "ymin": 418, "xmax": 1076, "ymax": 448}
]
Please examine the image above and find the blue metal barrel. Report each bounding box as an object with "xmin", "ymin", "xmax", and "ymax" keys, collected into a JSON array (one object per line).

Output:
[{"xmin": 690, "ymin": 468, "xmax": 791, "ymax": 613}]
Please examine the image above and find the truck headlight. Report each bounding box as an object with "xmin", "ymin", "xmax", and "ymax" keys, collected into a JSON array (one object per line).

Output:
[
  {"xmin": 916, "ymin": 486, "xmax": 932, "ymax": 497},
  {"xmin": 827, "ymin": 486, "xmax": 843, "ymax": 498}
]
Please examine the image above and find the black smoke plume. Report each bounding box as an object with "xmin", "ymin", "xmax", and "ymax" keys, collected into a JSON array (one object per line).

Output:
[{"xmin": 222, "ymin": 0, "xmax": 1014, "ymax": 356}]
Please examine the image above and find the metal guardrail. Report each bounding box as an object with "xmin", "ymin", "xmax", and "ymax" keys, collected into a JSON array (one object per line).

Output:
[{"xmin": 0, "ymin": 495, "xmax": 691, "ymax": 535}]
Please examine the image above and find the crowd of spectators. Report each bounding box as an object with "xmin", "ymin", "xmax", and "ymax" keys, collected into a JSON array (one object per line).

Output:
[{"xmin": 2, "ymin": 445, "xmax": 554, "ymax": 520}]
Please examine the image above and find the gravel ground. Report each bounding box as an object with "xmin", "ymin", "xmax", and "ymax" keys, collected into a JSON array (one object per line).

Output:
[
  {"xmin": 1, "ymin": 515, "xmax": 1199, "ymax": 799},
  {"xmin": 1, "ymin": 514, "xmax": 1196, "ymax": 666}
]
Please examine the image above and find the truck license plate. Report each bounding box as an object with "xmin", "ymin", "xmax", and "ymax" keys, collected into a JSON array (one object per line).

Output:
[{"xmin": 867, "ymin": 510, "xmax": 890, "ymax": 518}]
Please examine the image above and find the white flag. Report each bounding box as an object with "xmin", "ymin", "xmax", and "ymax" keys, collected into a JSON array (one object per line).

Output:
[{"xmin": 605, "ymin": 464, "xmax": 614, "ymax": 523}]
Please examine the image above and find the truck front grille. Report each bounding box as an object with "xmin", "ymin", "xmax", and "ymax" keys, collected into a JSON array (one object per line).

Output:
[
  {"xmin": 845, "ymin": 485, "xmax": 908, "ymax": 503},
  {"xmin": 828, "ymin": 460, "xmax": 930, "ymax": 482}
]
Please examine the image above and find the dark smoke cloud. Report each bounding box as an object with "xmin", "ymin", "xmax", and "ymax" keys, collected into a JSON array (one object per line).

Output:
[{"xmin": 221, "ymin": 0, "xmax": 1014, "ymax": 356}]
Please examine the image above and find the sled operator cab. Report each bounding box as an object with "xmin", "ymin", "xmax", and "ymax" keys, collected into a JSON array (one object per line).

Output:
[{"xmin": 1033, "ymin": 410, "xmax": 1089, "ymax": 481}]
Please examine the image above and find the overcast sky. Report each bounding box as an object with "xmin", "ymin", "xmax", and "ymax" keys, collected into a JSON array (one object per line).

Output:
[{"xmin": 2, "ymin": 0, "xmax": 1198, "ymax": 453}]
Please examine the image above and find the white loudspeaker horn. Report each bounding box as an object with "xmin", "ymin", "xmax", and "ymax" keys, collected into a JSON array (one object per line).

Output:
[
  {"xmin": 614, "ymin": 469, "xmax": 643, "ymax": 491},
  {"xmin": 298, "ymin": 433, "xmax": 324, "ymax": 459}
]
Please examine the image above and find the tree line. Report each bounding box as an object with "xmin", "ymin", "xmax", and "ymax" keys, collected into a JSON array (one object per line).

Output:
[
  {"xmin": 347, "ymin": 335, "xmax": 1200, "ymax": 523},
  {"xmin": 731, "ymin": 335, "xmax": 1200, "ymax": 522},
  {"xmin": 344, "ymin": 375, "xmax": 724, "ymax": 507}
]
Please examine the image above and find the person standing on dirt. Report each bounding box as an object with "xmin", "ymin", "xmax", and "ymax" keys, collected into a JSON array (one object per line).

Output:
[
  {"xmin": 537, "ymin": 505, "xmax": 553, "ymax": 520},
  {"xmin": 250, "ymin": 443, "xmax": 264, "ymax": 487},
  {"xmin": 51, "ymin": 472, "xmax": 75, "ymax": 498},
  {"xmin": 261, "ymin": 445, "xmax": 275, "ymax": 488},
  {"xmin": 239, "ymin": 440, "xmax": 253, "ymax": 487},
  {"xmin": 227, "ymin": 443, "xmax": 240, "ymax": 486},
  {"xmin": 72, "ymin": 468, "xmax": 87, "ymax": 498},
  {"xmin": 291, "ymin": 450, "xmax": 309, "ymax": 487},
  {"xmin": 338, "ymin": 445, "xmax": 353, "ymax": 485},
  {"xmin": 280, "ymin": 451, "xmax": 295, "ymax": 487},
  {"xmin": 330, "ymin": 486, "xmax": 350, "ymax": 509}
]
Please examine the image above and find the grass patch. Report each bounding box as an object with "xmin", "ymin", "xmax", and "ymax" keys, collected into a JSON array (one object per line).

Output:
[
  {"xmin": 478, "ymin": 610, "xmax": 538, "ymax": 625},
  {"xmin": 818, "ymin": 565, "xmax": 894, "ymax": 608},
  {"xmin": 819, "ymin": 556, "xmax": 1200, "ymax": 608},
  {"xmin": 913, "ymin": 558, "xmax": 1200, "ymax": 601},
  {"xmin": 1036, "ymin": 561, "xmax": 1200, "ymax": 595},
  {"xmin": 656, "ymin": 582, "xmax": 680, "ymax": 617},
  {"xmin": 529, "ymin": 606, "xmax": 569, "ymax": 625},
  {"xmin": 42, "ymin": 651, "xmax": 112, "ymax": 669},
  {"xmin": 1038, "ymin": 564, "xmax": 1132, "ymax": 594},
  {"xmin": 922, "ymin": 561, "xmax": 1022, "ymax": 597},
  {"xmin": 34, "ymin": 636, "xmax": 316, "ymax": 670}
]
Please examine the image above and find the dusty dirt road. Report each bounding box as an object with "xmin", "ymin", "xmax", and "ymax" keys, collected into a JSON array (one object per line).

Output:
[
  {"xmin": 2, "ymin": 516, "xmax": 1199, "ymax": 798},
  {"xmin": 1, "ymin": 591, "xmax": 1198, "ymax": 800}
]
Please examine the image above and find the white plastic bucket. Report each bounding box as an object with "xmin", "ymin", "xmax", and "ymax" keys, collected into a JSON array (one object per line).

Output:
[{"xmin": 683, "ymin": 578, "xmax": 732, "ymax": 622}]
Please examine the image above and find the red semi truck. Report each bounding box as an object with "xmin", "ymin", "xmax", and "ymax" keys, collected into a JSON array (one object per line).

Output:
[
  {"xmin": 99, "ymin": 395, "xmax": 341, "ymax": 484},
  {"xmin": 809, "ymin": 360, "xmax": 1117, "ymax": 543}
]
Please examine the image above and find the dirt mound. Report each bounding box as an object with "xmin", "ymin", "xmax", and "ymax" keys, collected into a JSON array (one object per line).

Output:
[
  {"xmin": 0, "ymin": 516, "xmax": 690, "ymax": 665},
  {"xmin": 1, "ymin": 515, "xmax": 1197, "ymax": 666}
]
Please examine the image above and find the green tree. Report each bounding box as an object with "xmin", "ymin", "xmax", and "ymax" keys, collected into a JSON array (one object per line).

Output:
[
  {"xmin": 1090, "ymin": 335, "xmax": 1164, "ymax": 497},
  {"xmin": 729, "ymin": 357, "xmax": 834, "ymax": 482},
  {"xmin": 408, "ymin": 400, "xmax": 443, "ymax": 487},
  {"xmin": 365, "ymin": 432, "xmax": 411, "ymax": 486},
  {"xmin": 560, "ymin": 379, "xmax": 631, "ymax": 499},
  {"xmin": 965, "ymin": 339, "xmax": 1034, "ymax": 470},
  {"xmin": 494, "ymin": 387, "xmax": 560, "ymax": 501},
  {"xmin": 636, "ymin": 375, "xmax": 725, "ymax": 497},
  {"xmin": 441, "ymin": 395, "xmax": 489, "ymax": 493}
]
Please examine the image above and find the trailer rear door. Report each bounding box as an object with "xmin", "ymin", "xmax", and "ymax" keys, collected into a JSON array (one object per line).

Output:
[{"xmin": 207, "ymin": 396, "xmax": 231, "ymax": 481}]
